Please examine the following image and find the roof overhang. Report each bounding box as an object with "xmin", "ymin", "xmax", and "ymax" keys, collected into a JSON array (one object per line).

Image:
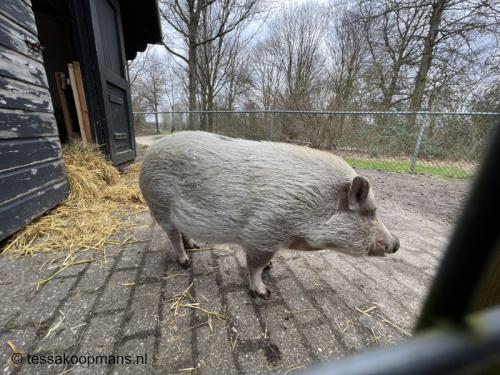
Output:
[{"xmin": 120, "ymin": 0, "xmax": 163, "ymax": 60}]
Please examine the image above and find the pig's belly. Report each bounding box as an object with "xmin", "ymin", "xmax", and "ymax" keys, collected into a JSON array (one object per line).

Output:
[{"xmin": 169, "ymin": 199, "xmax": 246, "ymax": 244}]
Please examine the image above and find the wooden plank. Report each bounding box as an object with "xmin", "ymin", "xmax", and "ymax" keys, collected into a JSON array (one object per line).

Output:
[
  {"xmin": 0, "ymin": 45, "xmax": 48, "ymax": 87},
  {"xmin": 0, "ymin": 159, "xmax": 66, "ymax": 205},
  {"xmin": 0, "ymin": 179, "xmax": 68, "ymax": 241},
  {"xmin": 0, "ymin": 12, "xmax": 42, "ymax": 62},
  {"xmin": 0, "ymin": 137, "xmax": 61, "ymax": 172},
  {"xmin": 54, "ymin": 72, "xmax": 74, "ymax": 139},
  {"xmin": 0, "ymin": 0, "xmax": 37, "ymax": 36},
  {"xmin": 0, "ymin": 76, "xmax": 52, "ymax": 112},
  {"xmin": 72, "ymin": 62, "xmax": 92, "ymax": 143},
  {"xmin": 0, "ymin": 108, "xmax": 58, "ymax": 138},
  {"xmin": 68, "ymin": 62, "xmax": 88, "ymax": 146}
]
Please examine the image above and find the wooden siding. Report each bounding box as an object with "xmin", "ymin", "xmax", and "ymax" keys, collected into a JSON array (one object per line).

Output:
[{"xmin": 0, "ymin": 0, "xmax": 69, "ymax": 242}]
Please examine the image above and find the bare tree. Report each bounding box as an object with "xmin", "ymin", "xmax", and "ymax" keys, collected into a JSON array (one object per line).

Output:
[
  {"xmin": 127, "ymin": 48, "xmax": 151, "ymax": 87},
  {"xmin": 268, "ymin": 3, "xmax": 326, "ymax": 110},
  {"xmin": 219, "ymin": 57, "xmax": 252, "ymax": 110},
  {"xmin": 325, "ymin": 6, "xmax": 366, "ymax": 111},
  {"xmin": 160, "ymin": 0, "xmax": 263, "ymax": 128},
  {"xmin": 131, "ymin": 52, "xmax": 168, "ymax": 134},
  {"xmin": 359, "ymin": 0, "xmax": 427, "ymax": 110},
  {"xmin": 408, "ymin": 0, "xmax": 500, "ymax": 112},
  {"xmin": 195, "ymin": 1, "xmax": 258, "ymax": 130},
  {"xmin": 249, "ymin": 40, "xmax": 282, "ymax": 110}
]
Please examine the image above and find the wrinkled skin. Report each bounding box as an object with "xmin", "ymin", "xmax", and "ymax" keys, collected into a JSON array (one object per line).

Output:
[{"xmin": 140, "ymin": 132, "xmax": 400, "ymax": 299}]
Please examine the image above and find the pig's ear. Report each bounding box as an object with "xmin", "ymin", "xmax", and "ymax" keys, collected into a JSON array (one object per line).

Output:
[{"xmin": 348, "ymin": 176, "xmax": 370, "ymax": 211}]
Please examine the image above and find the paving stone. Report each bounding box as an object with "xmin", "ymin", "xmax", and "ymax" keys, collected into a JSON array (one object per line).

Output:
[
  {"xmin": 111, "ymin": 336, "xmax": 155, "ymax": 374},
  {"xmin": 225, "ymin": 291, "xmax": 262, "ymax": 341},
  {"xmin": 238, "ymin": 350, "xmax": 271, "ymax": 375},
  {"xmin": 140, "ymin": 251, "xmax": 165, "ymax": 278},
  {"xmin": 94, "ymin": 270, "xmax": 135, "ymax": 314},
  {"xmin": 150, "ymin": 228, "xmax": 169, "ymax": 253},
  {"xmin": 115, "ymin": 242, "xmax": 147, "ymax": 270},
  {"xmin": 33, "ymin": 291, "xmax": 99, "ymax": 352},
  {"xmin": 123, "ymin": 283, "xmax": 162, "ymax": 336},
  {"xmin": 156, "ymin": 315, "xmax": 193, "ymax": 372},
  {"xmin": 309, "ymin": 254, "xmax": 405, "ymax": 343},
  {"xmin": 218, "ymin": 255, "xmax": 245, "ymax": 288},
  {"xmin": 285, "ymin": 255, "xmax": 329, "ymax": 293},
  {"xmin": 9, "ymin": 276, "xmax": 79, "ymax": 328},
  {"xmin": 274, "ymin": 278, "xmax": 324, "ymax": 325},
  {"xmin": 259, "ymin": 303, "xmax": 312, "ymax": 369},
  {"xmin": 265, "ymin": 254, "xmax": 290, "ymax": 280},
  {"xmin": 191, "ymin": 251, "xmax": 217, "ymax": 276},
  {"xmin": 302, "ymin": 324, "xmax": 343, "ymax": 361},
  {"xmin": 197, "ymin": 325, "xmax": 236, "ymax": 375},
  {"xmin": 192, "ymin": 274, "xmax": 223, "ymax": 323},
  {"xmin": 60, "ymin": 314, "xmax": 125, "ymax": 375},
  {"xmin": 312, "ymin": 292, "xmax": 370, "ymax": 352},
  {"xmin": 321, "ymin": 253, "xmax": 414, "ymax": 330},
  {"xmin": 75, "ymin": 258, "xmax": 118, "ymax": 293},
  {"xmin": 0, "ymin": 328, "xmax": 37, "ymax": 374}
]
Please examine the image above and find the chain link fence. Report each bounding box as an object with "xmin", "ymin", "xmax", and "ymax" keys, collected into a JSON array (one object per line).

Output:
[{"xmin": 133, "ymin": 110, "xmax": 499, "ymax": 179}]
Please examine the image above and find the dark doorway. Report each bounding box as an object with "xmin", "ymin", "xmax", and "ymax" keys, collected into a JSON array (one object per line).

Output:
[
  {"xmin": 32, "ymin": 0, "xmax": 78, "ymax": 143},
  {"xmin": 32, "ymin": 0, "xmax": 137, "ymax": 165},
  {"xmin": 87, "ymin": 0, "xmax": 136, "ymax": 165}
]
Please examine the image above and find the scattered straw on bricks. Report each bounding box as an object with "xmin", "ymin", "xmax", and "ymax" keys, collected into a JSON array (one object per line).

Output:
[{"xmin": 2, "ymin": 142, "xmax": 146, "ymax": 257}]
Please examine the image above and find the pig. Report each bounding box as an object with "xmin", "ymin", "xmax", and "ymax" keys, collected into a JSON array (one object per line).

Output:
[{"xmin": 139, "ymin": 131, "xmax": 400, "ymax": 299}]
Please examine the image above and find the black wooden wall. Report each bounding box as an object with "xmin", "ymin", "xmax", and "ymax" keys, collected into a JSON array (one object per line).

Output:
[{"xmin": 0, "ymin": 0, "xmax": 69, "ymax": 242}]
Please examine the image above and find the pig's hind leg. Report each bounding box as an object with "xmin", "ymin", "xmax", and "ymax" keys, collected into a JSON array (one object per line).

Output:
[
  {"xmin": 166, "ymin": 228, "xmax": 191, "ymax": 268},
  {"xmin": 155, "ymin": 218, "xmax": 191, "ymax": 268},
  {"xmin": 246, "ymin": 249, "xmax": 275, "ymax": 299},
  {"xmin": 181, "ymin": 233, "xmax": 200, "ymax": 250}
]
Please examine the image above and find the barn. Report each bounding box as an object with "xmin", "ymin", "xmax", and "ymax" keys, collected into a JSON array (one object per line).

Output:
[{"xmin": 0, "ymin": 0, "xmax": 162, "ymax": 242}]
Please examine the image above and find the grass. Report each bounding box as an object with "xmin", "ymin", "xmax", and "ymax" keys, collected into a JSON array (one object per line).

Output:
[{"xmin": 346, "ymin": 158, "xmax": 474, "ymax": 179}]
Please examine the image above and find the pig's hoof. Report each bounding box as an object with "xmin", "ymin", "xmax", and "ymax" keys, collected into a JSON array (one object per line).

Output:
[
  {"xmin": 263, "ymin": 262, "xmax": 273, "ymax": 272},
  {"xmin": 249, "ymin": 287, "xmax": 271, "ymax": 300},
  {"xmin": 182, "ymin": 235, "xmax": 200, "ymax": 250},
  {"xmin": 188, "ymin": 240, "xmax": 200, "ymax": 250},
  {"xmin": 179, "ymin": 258, "xmax": 191, "ymax": 269},
  {"xmin": 184, "ymin": 240, "xmax": 200, "ymax": 250}
]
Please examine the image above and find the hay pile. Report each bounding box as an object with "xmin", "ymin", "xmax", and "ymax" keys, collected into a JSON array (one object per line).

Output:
[{"xmin": 2, "ymin": 142, "xmax": 146, "ymax": 256}]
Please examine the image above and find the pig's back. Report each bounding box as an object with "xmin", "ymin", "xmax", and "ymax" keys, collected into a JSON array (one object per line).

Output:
[{"xmin": 140, "ymin": 131, "xmax": 356, "ymax": 241}]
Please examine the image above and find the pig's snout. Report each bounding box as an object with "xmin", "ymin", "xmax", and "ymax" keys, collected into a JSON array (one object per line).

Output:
[
  {"xmin": 371, "ymin": 232, "xmax": 400, "ymax": 256},
  {"xmin": 392, "ymin": 237, "xmax": 400, "ymax": 253}
]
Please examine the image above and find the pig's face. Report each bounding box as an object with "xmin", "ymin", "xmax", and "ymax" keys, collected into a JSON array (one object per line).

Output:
[{"xmin": 303, "ymin": 176, "xmax": 400, "ymax": 257}]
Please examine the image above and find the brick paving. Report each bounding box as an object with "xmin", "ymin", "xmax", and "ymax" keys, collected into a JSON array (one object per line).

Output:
[{"xmin": 0, "ymin": 173, "xmax": 458, "ymax": 375}]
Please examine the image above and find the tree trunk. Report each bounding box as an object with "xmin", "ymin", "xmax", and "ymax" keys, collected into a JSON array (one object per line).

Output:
[
  {"xmin": 153, "ymin": 99, "xmax": 160, "ymax": 134},
  {"xmin": 207, "ymin": 95, "xmax": 214, "ymax": 132},
  {"xmin": 188, "ymin": 40, "xmax": 197, "ymax": 129},
  {"xmin": 409, "ymin": 0, "xmax": 446, "ymax": 112},
  {"xmin": 154, "ymin": 113, "xmax": 160, "ymax": 134}
]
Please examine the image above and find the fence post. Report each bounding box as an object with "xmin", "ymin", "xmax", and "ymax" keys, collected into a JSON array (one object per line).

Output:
[
  {"xmin": 269, "ymin": 112, "xmax": 276, "ymax": 141},
  {"xmin": 410, "ymin": 113, "xmax": 428, "ymax": 174}
]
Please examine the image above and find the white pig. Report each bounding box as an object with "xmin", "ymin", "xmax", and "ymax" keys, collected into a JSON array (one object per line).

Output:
[{"xmin": 139, "ymin": 131, "xmax": 399, "ymax": 298}]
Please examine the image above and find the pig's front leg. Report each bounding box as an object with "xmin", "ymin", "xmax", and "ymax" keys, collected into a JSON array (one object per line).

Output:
[{"xmin": 246, "ymin": 250, "xmax": 275, "ymax": 299}]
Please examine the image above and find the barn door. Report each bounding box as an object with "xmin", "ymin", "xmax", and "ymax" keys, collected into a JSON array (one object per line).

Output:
[{"xmin": 88, "ymin": 0, "xmax": 135, "ymax": 165}]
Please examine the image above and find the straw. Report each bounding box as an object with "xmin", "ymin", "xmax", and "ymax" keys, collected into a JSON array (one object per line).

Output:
[
  {"xmin": 167, "ymin": 283, "xmax": 227, "ymax": 332},
  {"xmin": 1, "ymin": 141, "xmax": 146, "ymax": 257}
]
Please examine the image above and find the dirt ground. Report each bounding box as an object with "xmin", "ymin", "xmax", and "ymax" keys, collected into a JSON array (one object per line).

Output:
[
  {"xmin": 359, "ymin": 169, "xmax": 470, "ymax": 224},
  {"xmin": 0, "ymin": 166, "xmax": 471, "ymax": 374}
]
